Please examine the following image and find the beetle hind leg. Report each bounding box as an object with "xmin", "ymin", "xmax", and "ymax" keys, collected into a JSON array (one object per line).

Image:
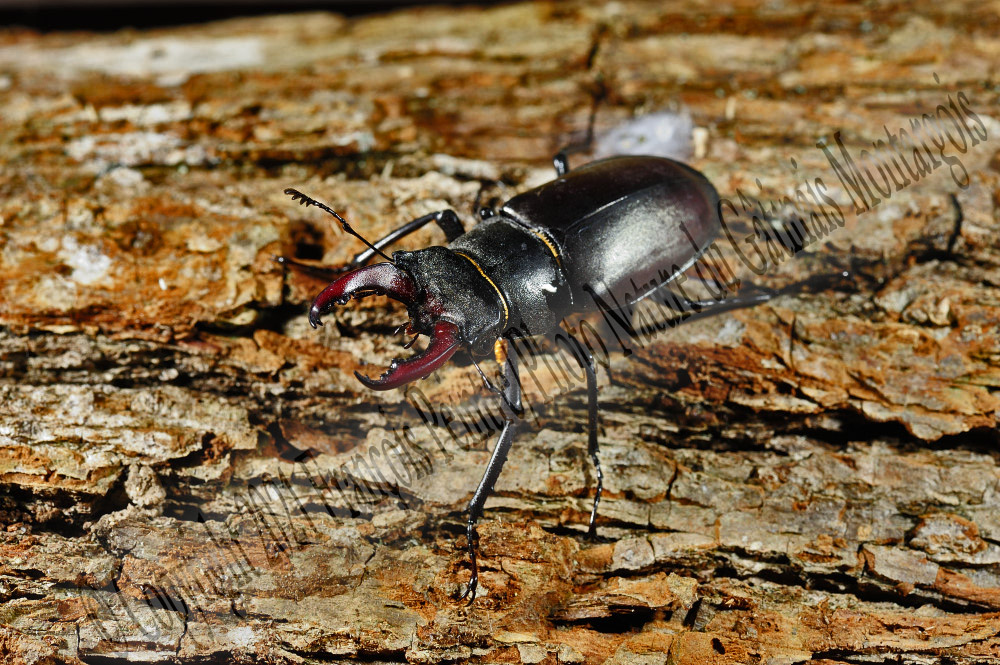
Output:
[{"xmin": 552, "ymin": 115, "xmax": 595, "ymax": 176}]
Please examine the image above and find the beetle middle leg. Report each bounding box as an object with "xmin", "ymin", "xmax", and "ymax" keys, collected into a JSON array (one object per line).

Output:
[
  {"xmin": 557, "ymin": 333, "xmax": 602, "ymax": 538},
  {"xmin": 472, "ymin": 180, "xmax": 511, "ymax": 221},
  {"xmin": 459, "ymin": 347, "xmax": 521, "ymax": 603}
]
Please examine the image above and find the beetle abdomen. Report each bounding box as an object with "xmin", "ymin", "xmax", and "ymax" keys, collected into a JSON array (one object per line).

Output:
[{"xmin": 501, "ymin": 156, "xmax": 721, "ymax": 313}]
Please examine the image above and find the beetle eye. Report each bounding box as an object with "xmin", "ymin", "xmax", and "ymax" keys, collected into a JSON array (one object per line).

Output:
[{"xmin": 478, "ymin": 207, "xmax": 495, "ymax": 220}]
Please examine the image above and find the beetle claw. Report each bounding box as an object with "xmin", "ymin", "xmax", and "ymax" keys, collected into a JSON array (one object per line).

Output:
[
  {"xmin": 307, "ymin": 263, "xmax": 460, "ymax": 390},
  {"xmin": 354, "ymin": 321, "xmax": 460, "ymax": 390},
  {"xmin": 308, "ymin": 262, "xmax": 419, "ymax": 328}
]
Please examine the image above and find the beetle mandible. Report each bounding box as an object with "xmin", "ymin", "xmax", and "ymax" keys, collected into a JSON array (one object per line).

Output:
[{"xmin": 284, "ymin": 152, "xmax": 771, "ymax": 602}]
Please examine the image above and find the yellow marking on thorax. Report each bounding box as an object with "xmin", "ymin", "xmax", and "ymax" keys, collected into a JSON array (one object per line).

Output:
[{"xmin": 453, "ymin": 251, "xmax": 510, "ymax": 328}]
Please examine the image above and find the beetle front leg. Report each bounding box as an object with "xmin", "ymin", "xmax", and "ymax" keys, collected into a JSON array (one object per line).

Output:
[
  {"xmin": 473, "ymin": 180, "xmax": 512, "ymax": 220},
  {"xmin": 349, "ymin": 209, "xmax": 464, "ymax": 265},
  {"xmin": 460, "ymin": 349, "xmax": 521, "ymax": 603},
  {"xmin": 278, "ymin": 201, "xmax": 464, "ymax": 274}
]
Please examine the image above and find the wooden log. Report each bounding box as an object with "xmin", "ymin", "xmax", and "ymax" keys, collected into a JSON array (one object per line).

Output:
[{"xmin": 1, "ymin": 2, "xmax": 999, "ymax": 663}]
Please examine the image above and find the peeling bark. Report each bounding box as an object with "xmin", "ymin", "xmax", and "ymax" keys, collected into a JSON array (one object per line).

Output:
[{"xmin": 1, "ymin": 1, "xmax": 999, "ymax": 663}]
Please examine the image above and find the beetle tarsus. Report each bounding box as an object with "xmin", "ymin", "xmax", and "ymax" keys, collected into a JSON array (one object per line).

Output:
[{"xmin": 458, "ymin": 522, "xmax": 479, "ymax": 604}]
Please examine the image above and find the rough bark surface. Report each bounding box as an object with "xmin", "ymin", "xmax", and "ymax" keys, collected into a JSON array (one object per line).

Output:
[{"xmin": 1, "ymin": 2, "xmax": 999, "ymax": 663}]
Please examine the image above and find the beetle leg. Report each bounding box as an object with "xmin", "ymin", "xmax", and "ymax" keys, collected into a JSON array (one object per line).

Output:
[
  {"xmin": 670, "ymin": 287, "xmax": 778, "ymax": 316},
  {"xmin": 280, "ymin": 188, "xmax": 464, "ymax": 271},
  {"xmin": 619, "ymin": 284, "xmax": 779, "ymax": 339},
  {"xmin": 348, "ymin": 209, "xmax": 465, "ymax": 267},
  {"xmin": 552, "ymin": 131, "xmax": 592, "ymax": 175},
  {"xmin": 553, "ymin": 152, "xmax": 570, "ymax": 177},
  {"xmin": 470, "ymin": 357, "xmax": 502, "ymax": 395},
  {"xmin": 473, "ymin": 180, "xmax": 510, "ymax": 221},
  {"xmin": 273, "ymin": 256, "xmax": 354, "ymax": 281},
  {"xmin": 633, "ymin": 271, "xmax": 854, "ymax": 339},
  {"xmin": 469, "ymin": 341, "xmax": 523, "ymax": 417},
  {"xmin": 459, "ymin": 348, "xmax": 521, "ymax": 603},
  {"xmin": 552, "ymin": 82, "xmax": 602, "ymax": 176},
  {"xmin": 558, "ymin": 334, "xmax": 602, "ymax": 538}
]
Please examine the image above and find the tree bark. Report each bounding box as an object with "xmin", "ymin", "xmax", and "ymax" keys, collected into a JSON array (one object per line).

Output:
[{"xmin": 1, "ymin": 2, "xmax": 999, "ymax": 663}]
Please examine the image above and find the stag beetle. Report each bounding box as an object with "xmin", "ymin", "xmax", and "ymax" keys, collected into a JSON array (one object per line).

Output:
[{"xmin": 284, "ymin": 152, "xmax": 776, "ymax": 602}]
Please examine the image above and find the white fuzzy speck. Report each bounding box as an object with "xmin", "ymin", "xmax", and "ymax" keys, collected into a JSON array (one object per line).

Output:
[
  {"xmin": 67, "ymin": 131, "xmax": 176, "ymax": 165},
  {"xmin": 36, "ymin": 236, "xmax": 60, "ymax": 253},
  {"xmin": 595, "ymin": 110, "xmax": 694, "ymax": 161},
  {"xmin": 692, "ymin": 127, "xmax": 709, "ymax": 159},
  {"xmin": 186, "ymin": 234, "xmax": 222, "ymax": 253},
  {"xmin": 60, "ymin": 236, "xmax": 111, "ymax": 285},
  {"xmin": 105, "ymin": 167, "xmax": 146, "ymax": 189},
  {"xmin": 158, "ymin": 278, "xmax": 168, "ymax": 291},
  {"xmin": 333, "ymin": 130, "xmax": 375, "ymax": 152}
]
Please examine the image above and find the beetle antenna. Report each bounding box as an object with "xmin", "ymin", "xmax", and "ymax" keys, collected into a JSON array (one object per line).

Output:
[{"xmin": 284, "ymin": 188, "xmax": 394, "ymax": 263}]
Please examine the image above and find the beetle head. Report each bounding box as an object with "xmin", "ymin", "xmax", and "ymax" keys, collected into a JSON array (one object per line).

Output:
[{"xmin": 309, "ymin": 247, "xmax": 508, "ymax": 390}]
